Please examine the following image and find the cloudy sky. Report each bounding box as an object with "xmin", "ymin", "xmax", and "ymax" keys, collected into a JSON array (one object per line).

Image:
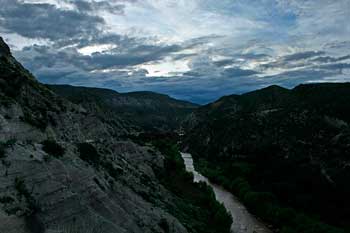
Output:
[{"xmin": 0, "ymin": 0, "xmax": 349, "ymax": 103}]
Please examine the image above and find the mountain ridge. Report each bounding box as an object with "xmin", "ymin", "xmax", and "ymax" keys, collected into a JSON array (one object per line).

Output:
[
  {"xmin": 48, "ymin": 84, "xmax": 198, "ymax": 132},
  {"xmin": 183, "ymin": 81, "xmax": 350, "ymax": 232}
]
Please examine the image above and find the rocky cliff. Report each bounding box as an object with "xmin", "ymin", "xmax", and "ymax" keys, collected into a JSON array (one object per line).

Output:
[{"xmin": 0, "ymin": 37, "xmax": 191, "ymax": 233}]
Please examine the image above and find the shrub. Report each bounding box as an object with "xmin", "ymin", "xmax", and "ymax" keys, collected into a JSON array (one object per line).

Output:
[
  {"xmin": 0, "ymin": 195, "xmax": 15, "ymax": 204},
  {"xmin": 159, "ymin": 218, "xmax": 170, "ymax": 233},
  {"xmin": 42, "ymin": 140, "xmax": 65, "ymax": 158},
  {"xmin": 101, "ymin": 161, "xmax": 122, "ymax": 180},
  {"xmin": 15, "ymin": 177, "xmax": 31, "ymax": 199},
  {"xmin": 0, "ymin": 138, "xmax": 17, "ymax": 158},
  {"xmin": 0, "ymin": 142, "xmax": 5, "ymax": 158},
  {"xmin": 22, "ymin": 110, "xmax": 48, "ymax": 131},
  {"xmin": 77, "ymin": 143, "xmax": 100, "ymax": 166}
]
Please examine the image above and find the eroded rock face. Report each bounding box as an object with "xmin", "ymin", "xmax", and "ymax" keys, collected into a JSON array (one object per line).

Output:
[
  {"xmin": 0, "ymin": 37, "xmax": 187, "ymax": 233},
  {"xmin": 0, "ymin": 141, "xmax": 187, "ymax": 233},
  {"xmin": 0, "ymin": 37, "xmax": 10, "ymax": 56}
]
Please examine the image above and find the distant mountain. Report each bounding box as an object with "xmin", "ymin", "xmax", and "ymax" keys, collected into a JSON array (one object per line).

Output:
[
  {"xmin": 184, "ymin": 83, "xmax": 350, "ymax": 232},
  {"xmin": 48, "ymin": 84, "xmax": 198, "ymax": 133}
]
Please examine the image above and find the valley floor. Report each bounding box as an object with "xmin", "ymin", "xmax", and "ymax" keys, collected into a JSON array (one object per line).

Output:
[{"xmin": 181, "ymin": 152, "xmax": 271, "ymax": 233}]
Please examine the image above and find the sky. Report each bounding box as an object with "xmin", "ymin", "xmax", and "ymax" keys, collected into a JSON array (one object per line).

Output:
[{"xmin": 0, "ymin": 0, "xmax": 349, "ymax": 104}]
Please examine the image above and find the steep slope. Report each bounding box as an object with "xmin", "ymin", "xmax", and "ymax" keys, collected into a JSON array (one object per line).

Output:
[
  {"xmin": 48, "ymin": 84, "xmax": 198, "ymax": 132},
  {"xmin": 0, "ymin": 37, "xmax": 230, "ymax": 233},
  {"xmin": 184, "ymin": 84, "xmax": 350, "ymax": 232}
]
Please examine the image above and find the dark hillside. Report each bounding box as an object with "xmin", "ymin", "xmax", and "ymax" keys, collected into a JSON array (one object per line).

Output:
[
  {"xmin": 49, "ymin": 84, "xmax": 198, "ymax": 132},
  {"xmin": 184, "ymin": 83, "xmax": 350, "ymax": 232}
]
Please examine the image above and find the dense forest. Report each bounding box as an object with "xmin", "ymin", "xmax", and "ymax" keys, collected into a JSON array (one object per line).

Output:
[{"xmin": 184, "ymin": 84, "xmax": 350, "ymax": 233}]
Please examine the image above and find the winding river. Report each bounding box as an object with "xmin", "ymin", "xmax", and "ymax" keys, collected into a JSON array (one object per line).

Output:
[{"xmin": 181, "ymin": 152, "xmax": 272, "ymax": 233}]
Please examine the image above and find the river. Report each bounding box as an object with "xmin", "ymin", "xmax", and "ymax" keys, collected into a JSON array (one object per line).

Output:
[{"xmin": 181, "ymin": 152, "xmax": 272, "ymax": 233}]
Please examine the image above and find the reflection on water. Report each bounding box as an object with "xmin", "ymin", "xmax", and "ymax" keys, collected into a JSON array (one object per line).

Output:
[{"xmin": 181, "ymin": 152, "xmax": 272, "ymax": 233}]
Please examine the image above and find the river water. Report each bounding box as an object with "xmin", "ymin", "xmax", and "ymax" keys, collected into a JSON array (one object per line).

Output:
[{"xmin": 181, "ymin": 152, "xmax": 272, "ymax": 233}]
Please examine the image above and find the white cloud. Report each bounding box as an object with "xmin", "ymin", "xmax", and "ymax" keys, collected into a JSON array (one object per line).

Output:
[
  {"xmin": 78, "ymin": 44, "xmax": 117, "ymax": 56},
  {"xmin": 1, "ymin": 0, "xmax": 349, "ymax": 103},
  {"xmin": 139, "ymin": 57, "xmax": 190, "ymax": 77}
]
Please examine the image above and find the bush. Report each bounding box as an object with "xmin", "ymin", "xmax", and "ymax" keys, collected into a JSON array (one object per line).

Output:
[
  {"xmin": 0, "ymin": 138, "xmax": 17, "ymax": 158},
  {"xmin": 42, "ymin": 140, "xmax": 65, "ymax": 158},
  {"xmin": 0, "ymin": 195, "xmax": 15, "ymax": 204},
  {"xmin": 159, "ymin": 218, "xmax": 170, "ymax": 233},
  {"xmin": 101, "ymin": 161, "xmax": 122, "ymax": 180},
  {"xmin": 0, "ymin": 142, "xmax": 5, "ymax": 158},
  {"xmin": 15, "ymin": 177, "xmax": 31, "ymax": 199},
  {"xmin": 77, "ymin": 143, "xmax": 100, "ymax": 166}
]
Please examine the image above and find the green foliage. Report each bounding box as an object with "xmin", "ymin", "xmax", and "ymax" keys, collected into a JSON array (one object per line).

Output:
[
  {"xmin": 54, "ymin": 216, "xmax": 105, "ymax": 233},
  {"xmin": 185, "ymin": 84, "xmax": 350, "ymax": 230},
  {"xmin": 14, "ymin": 177, "xmax": 40, "ymax": 216},
  {"xmin": 0, "ymin": 138, "xmax": 17, "ymax": 158},
  {"xmin": 196, "ymin": 159, "xmax": 346, "ymax": 233},
  {"xmin": 151, "ymin": 138, "xmax": 232, "ymax": 233},
  {"xmin": 48, "ymin": 84, "xmax": 198, "ymax": 133},
  {"xmin": 77, "ymin": 143, "xmax": 100, "ymax": 166},
  {"xmin": 0, "ymin": 195, "xmax": 15, "ymax": 204},
  {"xmin": 15, "ymin": 177, "xmax": 31, "ymax": 200},
  {"xmin": 0, "ymin": 143, "xmax": 5, "ymax": 158},
  {"xmin": 101, "ymin": 161, "xmax": 122, "ymax": 180},
  {"xmin": 158, "ymin": 218, "xmax": 170, "ymax": 233},
  {"xmin": 42, "ymin": 140, "xmax": 65, "ymax": 158},
  {"xmin": 21, "ymin": 109, "xmax": 48, "ymax": 131}
]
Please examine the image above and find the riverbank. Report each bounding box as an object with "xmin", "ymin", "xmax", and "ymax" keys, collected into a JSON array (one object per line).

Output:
[
  {"xmin": 181, "ymin": 153, "xmax": 272, "ymax": 233},
  {"xmin": 192, "ymin": 157, "xmax": 346, "ymax": 233},
  {"xmin": 145, "ymin": 139, "xmax": 232, "ymax": 233}
]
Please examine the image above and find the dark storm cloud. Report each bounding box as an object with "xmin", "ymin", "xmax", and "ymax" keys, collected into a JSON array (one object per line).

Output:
[
  {"xmin": 82, "ymin": 44, "xmax": 181, "ymax": 68},
  {"xmin": 0, "ymin": 0, "xmax": 104, "ymax": 40},
  {"xmin": 213, "ymin": 53, "xmax": 269, "ymax": 67},
  {"xmin": 282, "ymin": 51, "xmax": 325, "ymax": 62},
  {"xmin": 311, "ymin": 55, "xmax": 350, "ymax": 63},
  {"xmin": 240, "ymin": 53, "xmax": 270, "ymax": 60},
  {"xmin": 223, "ymin": 68, "xmax": 260, "ymax": 77},
  {"xmin": 0, "ymin": 0, "xmax": 185, "ymax": 74},
  {"xmin": 317, "ymin": 63, "xmax": 350, "ymax": 71},
  {"xmin": 17, "ymin": 41, "xmax": 182, "ymax": 72},
  {"xmin": 52, "ymin": 34, "xmax": 124, "ymax": 49},
  {"xmin": 213, "ymin": 59, "xmax": 234, "ymax": 67},
  {"xmin": 261, "ymin": 51, "xmax": 350, "ymax": 70},
  {"xmin": 70, "ymin": 0, "xmax": 127, "ymax": 14},
  {"xmin": 260, "ymin": 64, "xmax": 350, "ymax": 89}
]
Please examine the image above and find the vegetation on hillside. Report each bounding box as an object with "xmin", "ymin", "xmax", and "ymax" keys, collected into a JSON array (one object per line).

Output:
[
  {"xmin": 77, "ymin": 143, "xmax": 101, "ymax": 166},
  {"xmin": 42, "ymin": 140, "xmax": 65, "ymax": 158},
  {"xmin": 48, "ymin": 84, "xmax": 198, "ymax": 132},
  {"xmin": 195, "ymin": 158, "xmax": 346, "ymax": 233},
  {"xmin": 134, "ymin": 134, "xmax": 232, "ymax": 233},
  {"xmin": 184, "ymin": 84, "xmax": 350, "ymax": 232}
]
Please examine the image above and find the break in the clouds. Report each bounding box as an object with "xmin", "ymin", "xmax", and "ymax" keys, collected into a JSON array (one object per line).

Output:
[{"xmin": 0, "ymin": 0, "xmax": 349, "ymax": 103}]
